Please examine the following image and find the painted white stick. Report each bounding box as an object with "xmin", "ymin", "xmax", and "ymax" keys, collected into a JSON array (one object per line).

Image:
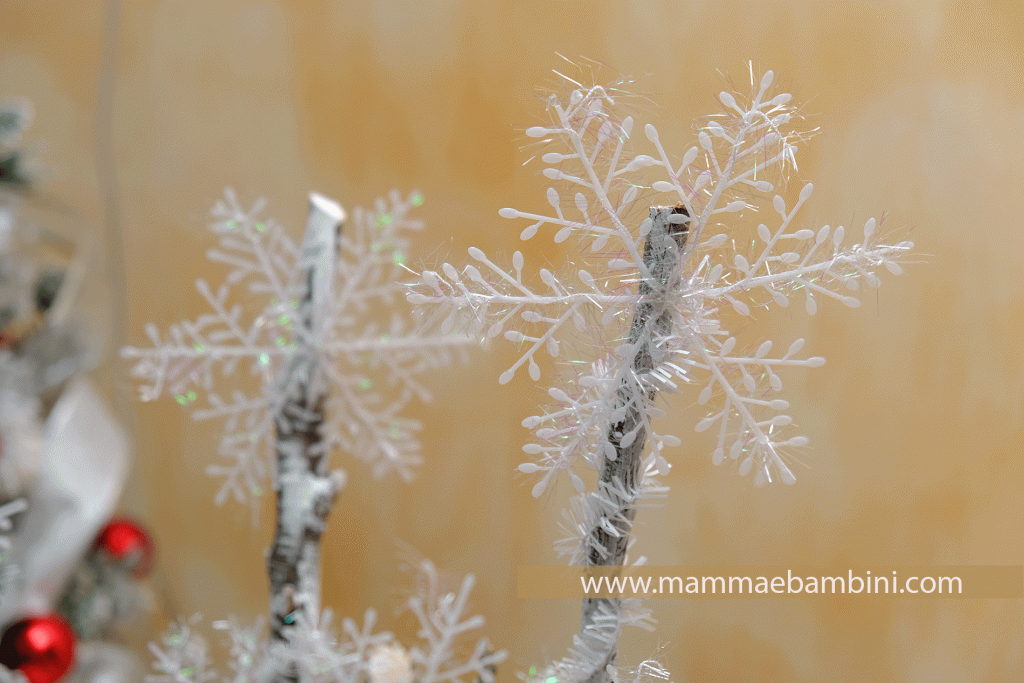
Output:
[{"xmin": 266, "ymin": 194, "xmax": 346, "ymax": 676}]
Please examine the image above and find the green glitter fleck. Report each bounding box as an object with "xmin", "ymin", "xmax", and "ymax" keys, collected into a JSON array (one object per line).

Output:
[
  {"xmin": 411, "ymin": 193, "xmax": 423, "ymax": 207},
  {"xmin": 259, "ymin": 353, "xmax": 270, "ymax": 366},
  {"xmin": 546, "ymin": 677, "xmax": 558, "ymax": 683},
  {"xmin": 276, "ymin": 337, "xmax": 286, "ymax": 346},
  {"xmin": 359, "ymin": 378, "xmax": 372, "ymax": 390},
  {"xmin": 392, "ymin": 251, "xmax": 406, "ymax": 265},
  {"xmin": 193, "ymin": 343, "xmax": 205, "ymax": 353},
  {"xmin": 377, "ymin": 214, "xmax": 392, "ymax": 227},
  {"xmin": 255, "ymin": 221, "xmax": 267, "ymax": 233},
  {"xmin": 529, "ymin": 667, "xmax": 537, "ymax": 678},
  {"xmin": 278, "ymin": 314, "xmax": 289, "ymax": 324},
  {"xmin": 186, "ymin": 391, "xmax": 197, "ymax": 402},
  {"xmin": 175, "ymin": 394, "xmax": 187, "ymax": 406}
]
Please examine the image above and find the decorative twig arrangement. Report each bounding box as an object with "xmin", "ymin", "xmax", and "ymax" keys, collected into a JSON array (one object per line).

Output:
[
  {"xmin": 411, "ymin": 67, "xmax": 913, "ymax": 682},
  {"xmin": 126, "ymin": 191, "xmax": 503, "ymax": 683}
]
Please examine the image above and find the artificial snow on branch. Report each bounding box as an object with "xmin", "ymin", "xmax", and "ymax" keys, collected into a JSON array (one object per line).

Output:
[{"xmin": 410, "ymin": 65, "xmax": 913, "ymax": 683}]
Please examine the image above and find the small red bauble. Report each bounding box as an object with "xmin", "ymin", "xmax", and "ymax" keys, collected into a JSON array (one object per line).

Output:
[
  {"xmin": 0, "ymin": 615, "xmax": 76, "ymax": 683},
  {"xmin": 94, "ymin": 518, "xmax": 155, "ymax": 579}
]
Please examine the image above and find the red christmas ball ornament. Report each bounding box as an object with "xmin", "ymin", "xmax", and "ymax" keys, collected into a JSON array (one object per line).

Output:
[
  {"xmin": 94, "ymin": 518, "xmax": 155, "ymax": 579},
  {"xmin": 0, "ymin": 615, "xmax": 76, "ymax": 683}
]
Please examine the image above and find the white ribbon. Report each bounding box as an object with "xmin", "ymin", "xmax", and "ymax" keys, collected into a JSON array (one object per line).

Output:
[{"xmin": 1, "ymin": 376, "xmax": 128, "ymax": 622}]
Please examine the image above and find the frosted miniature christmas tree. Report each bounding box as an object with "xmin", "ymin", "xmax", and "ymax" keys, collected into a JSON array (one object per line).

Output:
[
  {"xmin": 124, "ymin": 190, "xmax": 503, "ymax": 683},
  {"xmin": 410, "ymin": 64, "xmax": 913, "ymax": 682},
  {"xmin": 1, "ymin": 95, "xmax": 145, "ymax": 683}
]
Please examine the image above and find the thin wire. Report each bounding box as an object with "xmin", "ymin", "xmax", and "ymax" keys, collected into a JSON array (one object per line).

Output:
[
  {"xmin": 94, "ymin": 0, "xmax": 182, "ymax": 625},
  {"xmin": 96, "ymin": 0, "xmax": 126, "ymax": 356}
]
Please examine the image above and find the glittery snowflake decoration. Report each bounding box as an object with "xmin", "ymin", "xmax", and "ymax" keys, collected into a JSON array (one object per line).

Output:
[
  {"xmin": 122, "ymin": 189, "xmax": 474, "ymax": 508},
  {"xmin": 411, "ymin": 64, "xmax": 912, "ymax": 682},
  {"xmin": 146, "ymin": 561, "xmax": 504, "ymax": 683},
  {"xmin": 413, "ymin": 67, "xmax": 912, "ymax": 492}
]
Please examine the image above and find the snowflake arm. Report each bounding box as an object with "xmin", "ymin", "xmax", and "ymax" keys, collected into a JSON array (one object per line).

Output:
[
  {"xmin": 406, "ymin": 562, "xmax": 506, "ymax": 683},
  {"xmin": 147, "ymin": 618, "xmax": 217, "ymax": 683}
]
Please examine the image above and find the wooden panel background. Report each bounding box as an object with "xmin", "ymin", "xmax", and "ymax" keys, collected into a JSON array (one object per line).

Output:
[{"xmin": 1, "ymin": 1, "xmax": 1021, "ymax": 681}]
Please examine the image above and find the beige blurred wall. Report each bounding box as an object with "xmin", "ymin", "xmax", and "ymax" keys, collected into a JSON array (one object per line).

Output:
[{"xmin": 2, "ymin": 1, "xmax": 1022, "ymax": 681}]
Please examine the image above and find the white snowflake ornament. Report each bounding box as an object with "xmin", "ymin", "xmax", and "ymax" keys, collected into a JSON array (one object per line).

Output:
[
  {"xmin": 123, "ymin": 189, "xmax": 475, "ymax": 509},
  {"xmin": 411, "ymin": 69, "xmax": 912, "ymax": 493}
]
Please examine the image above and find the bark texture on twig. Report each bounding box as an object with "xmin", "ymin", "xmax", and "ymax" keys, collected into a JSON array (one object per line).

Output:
[
  {"xmin": 267, "ymin": 195, "xmax": 345, "ymax": 682},
  {"xmin": 267, "ymin": 366, "xmax": 335, "ymax": 643},
  {"xmin": 579, "ymin": 206, "xmax": 688, "ymax": 683}
]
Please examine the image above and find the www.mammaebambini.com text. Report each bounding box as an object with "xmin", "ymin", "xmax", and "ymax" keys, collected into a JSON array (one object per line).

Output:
[
  {"xmin": 582, "ymin": 571, "xmax": 960, "ymax": 595},
  {"xmin": 517, "ymin": 565, "xmax": 1022, "ymax": 599}
]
